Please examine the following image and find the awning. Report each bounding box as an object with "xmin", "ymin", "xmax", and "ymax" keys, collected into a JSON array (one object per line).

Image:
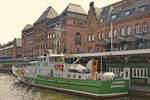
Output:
[
  {"xmin": 143, "ymin": 33, "xmax": 150, "ymax": 40},
  {"xmin": 113, "ymin": 38, "xmax": 122, "ymax": 44},
  {"xmin": 96, "ymin": 38, "xmax": 110, "ymax": 46},
  {"xmin": 118, "ymin": 36, "xmax": 126, "ymax": 41},
  {"xmin": 125, "ymin": 34, "xmax": 143, "ymax": 42}
]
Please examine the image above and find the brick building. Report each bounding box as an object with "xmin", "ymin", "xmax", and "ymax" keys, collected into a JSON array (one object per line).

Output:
[
  {"xmin": 21, "ymin": 0, "xmax": 150, "ymax": 59},
  {"xmin": 22, "ymin": 3, "xmax": 87, "ymax": 58},
  {"xmin": 22, "ymin": 24, "xmax": 34, "ymax": 59},
  {"xmin": 0, "ymin": 38, "xmax": 22, "ymax": 58},
  {"xmin": 86, "ymin": 0, "xmax": 150, "ymax": 52}
]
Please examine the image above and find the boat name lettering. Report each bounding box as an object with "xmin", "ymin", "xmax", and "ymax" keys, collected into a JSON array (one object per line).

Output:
[
  {"xmin": 112, "ymin": 81, "xmax": 125, "ymax": 84},
  {"xmin": 111, "ymin": 85, "xmax": 125, "ymax": 88}
]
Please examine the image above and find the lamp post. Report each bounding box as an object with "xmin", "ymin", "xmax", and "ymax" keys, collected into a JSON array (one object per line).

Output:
[{"xmin": 111, "ymin": 23, "xmax": 113, "ymax": 51}]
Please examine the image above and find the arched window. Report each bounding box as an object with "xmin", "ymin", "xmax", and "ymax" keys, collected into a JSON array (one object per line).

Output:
[
  {"xmin": 121, "ymin": 27, "xmax": 125, "ymax": 36},
  {"xmin": 127, "ymin": 26, "xmax": 132, "ymax": 35},
  {"xmin": 88, "ymin": 47, "xmax": 93, "ymax": 52},
  {"xmin": 98, "ymin": 32, "xmax": 101, "ymax": 40},
  {"xmin": 113, "ymin": 29, "xmax": 117, "ymax": 38},
  {"xmin": 143, "ymin": 22, "xmax": 148, "ymax": 32},
  {"xmin": 102, "ymin": 32, "xmax": 104, "ymax": 39},
  {"xmin": 88, "ymin": 35, "xmax": 91, "ymax": 42},
  {"xmin": 92, "ymin": 34, "xmax": 95, "ymax": 41},
  {"xmin": 135, "ymin": 24, "xmax": 141, "ymax": 33},
  {"xmin": 75, "ymin": 32, "xmax": 81, "ymax": 46}
]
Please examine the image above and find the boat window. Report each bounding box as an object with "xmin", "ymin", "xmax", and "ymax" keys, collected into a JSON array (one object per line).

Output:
[
  {"xmin": 49, "ymin": 57, "xmax": 52, "ymax": 61},
  {"xmin": 79, "ymin": 75, "xmax": 81, "ymax": 79},
  {"xmin": 43, "ymin": 58, "xmax": 46, "ymax": 61},
  {"xmin": 55, "ymin": 58, "xmax": 57, "ymax": 62},
  {"xmin": 68, "ymin": 74, "xmax": 70, "ymax": 78},
  {"xmin": 40, "ymin": 58, "xmax": 42, "ymax": 61},
  {"xmin": 73, "ymin": 75, "xmax": 75, "ymax": 79},
  {"xmin": 60, "ymin": 58, "xmax": 62, "ymax": 62}
]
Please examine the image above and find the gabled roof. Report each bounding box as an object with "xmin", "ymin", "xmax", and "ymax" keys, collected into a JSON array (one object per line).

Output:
[
  {"xmin": 101, "ymin": 6, "xmax": 111, "ymax": 17},
  {"xmin": 23, "ymin": 24, "xmax": 33, "ymax": 31},
  {"xmin": 95, "ymin": 7, "xmax": 103, "ymax": 17},
  {"xmin": 105, "ymin": 0, "xmax": 150, "ymax": 22},
  {"xmin": 35, "ymin": 6, "xmax": 58, "ymax": 24},
  {"xmin": 62, "ymin": 3, "xmax": 87, "ymax": 15}
]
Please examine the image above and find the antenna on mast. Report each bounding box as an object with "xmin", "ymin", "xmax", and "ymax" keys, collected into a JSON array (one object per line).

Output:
[{"xmin": 54, "ymin": 24, "xmax": 62, "ymax": 54}]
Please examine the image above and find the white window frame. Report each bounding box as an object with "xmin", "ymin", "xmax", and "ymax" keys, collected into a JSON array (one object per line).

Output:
[
  {"xmin": 139, "ymin": 6, "xmax": 145, "ymax": 12},
  {"xmin": 98, "ymin": 32, "xmax": 101, "ymax": 40},
  {"xmin": 113, "ymin": 29, "xmax": 117, "ymax": 38},
  {"xmin": 112, "ymin": 15, "xmax": 117, "ymax": 19},
  {"xmin": 127, "ymin": 26, "xmax": 132, "ymax": 35},
  {"xmin": 88, "ymin": 35, "xmax": 91, "ymax": 42},
  {"xmin": 136, "ymin": 24, "xmax": 141, "ymax": 33},
  {"xmin": 125, "ymin": 10, "xmax": 130, "ymax": 15},
  {"xmin": 121, "ymin": 27, "xmax": 125, "ymax": 36},
  {"xmin": 92, "ymin": 34, "xmax": 95, "ymax": 41},
  {"xmin": 143, "ymin": 22, "xmax": 148, "ymax": 32},
  {"xmin": 49, "ymin": 35, "xmax": 51, "ymax": 40},
  {"xmin": 102, "ymin": 32, "xmax": 104, "ymax": 39}
]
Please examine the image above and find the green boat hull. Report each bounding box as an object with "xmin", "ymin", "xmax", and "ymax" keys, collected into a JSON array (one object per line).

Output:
[{"xmin": 23, "ymin": 75, "xmax": 129, "ymax": 97}]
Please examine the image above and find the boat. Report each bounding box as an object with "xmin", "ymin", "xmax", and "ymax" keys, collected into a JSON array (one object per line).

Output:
[{"xmin": 12, "ymin": 50, "xmax": 129, "ymax": 97}]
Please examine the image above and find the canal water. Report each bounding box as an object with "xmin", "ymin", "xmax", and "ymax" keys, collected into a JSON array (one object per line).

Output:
[{"xmin": 0, "ymin": 73, "xmax": 149, "ymax": 100}]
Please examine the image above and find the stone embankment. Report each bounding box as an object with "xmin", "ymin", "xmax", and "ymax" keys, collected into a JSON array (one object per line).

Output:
[
  {"xmin": 128, "ymin": 86, "xmax": 150, "ymax": 97},
  {"xmin": 0, "ymin": 63, "xmax": 12, "ymax": 73}
]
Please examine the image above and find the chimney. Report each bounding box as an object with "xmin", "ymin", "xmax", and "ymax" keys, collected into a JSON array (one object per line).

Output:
[{"xmin": 90, "ymin": 2, "xmax": 94, "ymax": 10}]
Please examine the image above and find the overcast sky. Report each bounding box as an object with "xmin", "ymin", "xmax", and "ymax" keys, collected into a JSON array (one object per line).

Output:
[{"xmin": 0, "ymin": 0, "xmax": 121, "ymax": 44}]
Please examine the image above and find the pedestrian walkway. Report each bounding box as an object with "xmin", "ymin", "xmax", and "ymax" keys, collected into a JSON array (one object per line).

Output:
[{"xmin": 129, "ymin": 85, "xmax": 150, "ymax": 92}]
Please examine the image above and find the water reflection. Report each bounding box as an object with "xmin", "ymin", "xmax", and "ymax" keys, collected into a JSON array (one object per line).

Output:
[{"xmin": 0, "ymin": 73, "xmax": 149, "ymax": 100}]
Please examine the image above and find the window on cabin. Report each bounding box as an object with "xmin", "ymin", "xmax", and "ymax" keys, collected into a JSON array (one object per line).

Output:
[{"xmin": 43, "ymin": 58, "xmax": 46, "ymax": 61}]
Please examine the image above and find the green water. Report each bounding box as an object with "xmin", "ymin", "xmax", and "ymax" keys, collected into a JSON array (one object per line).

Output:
[{"xmin": 0, "ymin": 73, "xmax": 149, "ymax": 100}]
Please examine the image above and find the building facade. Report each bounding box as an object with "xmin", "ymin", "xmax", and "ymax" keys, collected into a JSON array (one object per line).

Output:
[
  {"xmin": 0, "ymin": 38, "xmax": 22, "ymax": 58},
  {"xmin": 21, "ymin": 0, "xmax": 150, "ymax": 58},
  {"xmin": 86, "ymin": 0, "xmax": 150, "ymax": 52},
  {"xmin": 22, "ymin": 24, "xmax": 34, "ymax": 59},
  {"xmin": 22, "ymin": 4, "xmax": 87, "ymax": 58},
  {"xmin": 85, "ymin": 0, "xmax": 150, "ymax": 86}
]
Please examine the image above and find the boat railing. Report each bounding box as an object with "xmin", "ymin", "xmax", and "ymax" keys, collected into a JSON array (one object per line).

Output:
[{"xmin": 96, "ymin": 72, "xmax": 124, "ymax": 81}]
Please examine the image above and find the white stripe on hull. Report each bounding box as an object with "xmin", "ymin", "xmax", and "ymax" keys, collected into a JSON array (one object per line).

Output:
[{"xmin": 27, "ymin": 83, "xmax": 128, "ymax": 97}]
